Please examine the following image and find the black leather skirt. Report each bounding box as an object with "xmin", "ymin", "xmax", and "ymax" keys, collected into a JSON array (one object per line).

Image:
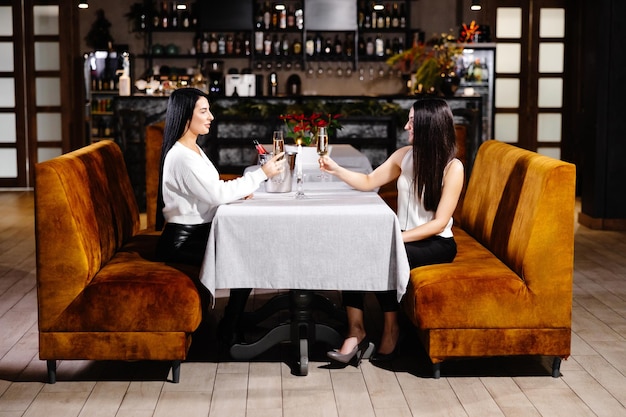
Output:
[{"xmin": 156, "ymin": 222, "xmax": 211, "ymax": 266}]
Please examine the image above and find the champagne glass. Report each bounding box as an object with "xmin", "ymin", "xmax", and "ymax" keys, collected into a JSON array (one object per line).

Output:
[
  {"xmin": 316, "ymin": 127, "xmax": 329, "ymax": 181},
  {"xmin": 273, "ymin": 130, "xmax": 284, "ymax": 155}
]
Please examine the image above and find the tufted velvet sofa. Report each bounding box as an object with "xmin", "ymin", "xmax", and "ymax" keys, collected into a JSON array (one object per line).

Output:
[
  {"xmin": 401, "ymin": 140, "xmax": 576, "ymax": 378},
  {"xmin": 34, "ymin": 140, "xmax": 203, "ymax": 383}
]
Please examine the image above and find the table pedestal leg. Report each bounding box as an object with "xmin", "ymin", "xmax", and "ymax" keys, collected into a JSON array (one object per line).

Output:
[{"xmin": 229, "ymin": 290, "xmax": 344, "ymax": 376}]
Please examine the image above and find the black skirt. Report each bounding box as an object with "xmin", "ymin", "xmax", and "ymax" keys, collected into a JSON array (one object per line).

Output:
[{"xmin": 156, "ymin": 222, "xmax": 211, "ymax": 266}]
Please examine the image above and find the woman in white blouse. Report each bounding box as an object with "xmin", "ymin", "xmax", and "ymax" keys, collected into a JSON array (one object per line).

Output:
[
  {"xmin": 155, "ymin": 88, "xmax": 284, "ymax": 347},
  {"xmin": 319, "ymin": 98, "xmax": 465, "ymax": 365}
]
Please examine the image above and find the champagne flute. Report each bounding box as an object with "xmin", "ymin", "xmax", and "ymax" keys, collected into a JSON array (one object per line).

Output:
[
  {"xmin": 273, "ymin": 130, "xmax": 285, "ymax": 183},
  {"xmin": 316, "ymin": 127, "xmax": 329, "ymax": 181},
  {"xmin": 273, "ymin": 130, "xmax": 285, "ymax": 155}
]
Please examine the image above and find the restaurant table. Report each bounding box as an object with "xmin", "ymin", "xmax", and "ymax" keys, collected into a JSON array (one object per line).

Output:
[{"xmin": 199, "ymin": 146, "xmax": 410, "ymax": 375}]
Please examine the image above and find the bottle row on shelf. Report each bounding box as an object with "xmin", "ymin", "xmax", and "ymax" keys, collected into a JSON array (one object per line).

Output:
[
  {"xmin": 149, "ymin": 30, "xmax": 418, "ymax": 61},
  {"xmin": 255, "ymin": 1, "xmax": 304, "ymax": 31},
  {"xmin": 358, "ymin": 1, "xmax": 408, "ymax": 30},
  {"xmin": 139, "ymin": 1, "xmax": 411, "ymax": 34},
  {"xmin": 139, "ymin": 1, "xmax": 198, "ymax": 31},
  {"xmin": 90, "ymin": 118, "xmax": 115, "ymax": 140}
]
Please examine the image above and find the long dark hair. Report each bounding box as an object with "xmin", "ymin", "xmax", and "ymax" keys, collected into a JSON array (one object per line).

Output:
[
  {"xmin": 155, "ymin": 88, "xmax": 209, "ymax": 230},
  {"xmin": 411, "ymin": 98, "xmax": 457, "ymax": 212}
]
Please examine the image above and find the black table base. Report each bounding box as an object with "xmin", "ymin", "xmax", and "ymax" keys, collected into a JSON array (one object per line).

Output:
[{"xmin": 230, "ymin": 290, "xmax": 345, "ymax": 376}]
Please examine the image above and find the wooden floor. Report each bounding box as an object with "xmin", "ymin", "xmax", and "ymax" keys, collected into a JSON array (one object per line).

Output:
[{"xmin": 1, "ymin": 190, "xmax": 625, "ymax": 417}]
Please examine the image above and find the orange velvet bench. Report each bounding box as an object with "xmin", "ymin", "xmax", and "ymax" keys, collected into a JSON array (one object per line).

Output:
[
  {"xmin": 34, "ymin": 140, "xmax": 203, "ymax": 383},
  {"xmin": 401, "ymin": 140, "xmax": 576, "ymax": 378}
]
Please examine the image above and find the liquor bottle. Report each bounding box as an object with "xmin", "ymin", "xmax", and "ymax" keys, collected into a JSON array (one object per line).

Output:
[
  {"xmin": 366, "ymin": 37, "xmax": 374, "ymax": 56},
  {"xmin": 201, "ymin": 32, "xmax": 209, "ymax": 54},
  {"xmin": 292, "ymin": 38, "xmax": 302, "ymax": 55},
  {"xmin": 385, "ymin": 4, "xmax": 391, "ymax": 29},
  {"xmin": 226, "ymin": 34, "xmax": 234, "ymax": 55},
  {"xmin": 170, "ymin": 2, "xmax": 178, "ymax": 29},
  {"xmin": 334, "ymin": 35, "xmax": 343, "ymax": 55},
  {"xmin": 243, "ymin": 34, "xmax": 251, "ymax": 56},
  {"xmin": 385, "ymin": 39, "xmax": 393, "ymax": 56},
  {"xmin": 287, "ymin": 5, "xmax": 295, "ymax": 28},
  {"xmin": 152, "ymin": 6, "xmax": 160, "ymax": 28},
  {"xmin": 391, "ymin": 3, "xmax": 400, "ymax": 28},
  {"xmin": 181, "ymin": 4, "xmax": 190, "ymax": 28},
  {"xmin": 271, "ymin": 7, "xmax": 278, "ymax": 29},
  {"xmin": 323, "ymin": 38, "xmax": 332, "ymax": 55},
  {"xmin": 375, "ymin": 34, "xmax": 384, "ymax": 57},
  {"xmin": 399, "ymin": 3, "xmax": 407, "ymax": 28},
  {"xmin": 218, "ymin": 34, "xmax": 226, "ymax": 55},
  {"xmin": 371, "ymin": 2, "xmax": 377, "ymax": 29},
  {"xmin": 161, "ymin": 1, "xmax": 169, "ymax": 29},
  {"xmin": 305, "ymin": 36, "xmax": 314, "ymax": 56},
  {"xmin": 281, "ymin": 34, "xmax": 289, "ymax": 56},
  {"xmin": 345, "ymin": 34, "xmax": 354, "ymax": 57},
  {"xmin": 377, "ymin": 9, "xmax": 385, "ymax": 30},
  {"xmin": 295, "ymin": 3, "xmax": 304, "ymax": 30},
  {"xmin": 263, "ymin": 1, "xmax": 271, "ymax": 30},
  {"xmin": 314, "ymin": 33, "xmax": 323, "ymax": 55},
  {"xmin": 358, "ymin": 37, "xmax": 366, "ymax": 55},
  {"xmin": 279, "ymin": 7, "xmax": 287, "ymax": 29},
  {"xmin": 254, "ymin": 17, "xmax": 264, "ymax": 54},
  {"xmin": 357, "ymin": 0, "xmax": 365, "ymax": 28},
  {"xmin": 209, "ymin": 33, "xmax": 218, "ymax": 54},
  {"xmin": 263, "ymin": 34, "xmax": 272, "ymax": 56},
  {"xmin": 273, "ymin": 34, "xmax": 281, "ymax": 55}
]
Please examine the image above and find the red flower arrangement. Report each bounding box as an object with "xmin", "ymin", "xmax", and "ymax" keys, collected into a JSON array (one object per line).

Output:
[{"xmin": 279, "ymin": 112, "xmax": 342, "ymax": 146}]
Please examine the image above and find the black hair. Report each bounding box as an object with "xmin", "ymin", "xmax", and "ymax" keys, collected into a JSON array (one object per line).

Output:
[
  {"xmin": 410, "ymin": 98, "xmax": 457, "ymax": 212},
  {"xmin": 155, "ymin": 88, "xmax": 209, "ymax": 230}
]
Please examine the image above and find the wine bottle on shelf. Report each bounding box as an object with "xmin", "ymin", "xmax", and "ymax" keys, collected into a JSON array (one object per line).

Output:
[
  {"xmin": 375, "ymin": 34, "xmax": 384, "ymax": 57},
  {"xmin": 161, "ymin": 1, "xmax": 169, "ymax": 29},
  {"xmin": 391, "ymin": 3, "xmax": 400, "ymax": 28},
  {"xmin": 254, "ymin": 18, "xmax": 264, "ymax": 54},
  {"xmin": 377, "ymin": 7, "xmax": 385, "ymax": 29},
  {"xmin": 263, "ymin": 1, "xmax": 271, "ymax": 30},
  {"xmin": 170, "ymin": 2, "xmax": 178, "ymax": 29}
]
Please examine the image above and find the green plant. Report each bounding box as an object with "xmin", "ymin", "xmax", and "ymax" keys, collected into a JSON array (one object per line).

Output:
[{"xmin": 386, "ymin": 31, "xmax": 463, "ymax": 94}]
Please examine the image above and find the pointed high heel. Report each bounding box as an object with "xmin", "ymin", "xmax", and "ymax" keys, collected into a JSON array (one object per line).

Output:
[{"xmin": 327, "ymin": 339, "xmax": 374, "ymax": 366}]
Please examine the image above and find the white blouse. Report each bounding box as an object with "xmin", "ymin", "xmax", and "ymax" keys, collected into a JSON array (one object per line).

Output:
[
  {"xmin": 161, "ymin": 141, "xmax": 267, "ymax": 225},
  {"xmin": 396, "ymin": 150, "xmax": 454, "ymax": 238}
]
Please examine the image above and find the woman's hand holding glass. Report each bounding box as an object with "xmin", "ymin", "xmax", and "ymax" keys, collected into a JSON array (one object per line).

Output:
[
  {"xmin": 319, "ymin": 154, "xmax": 340, "ymax": 176},
  {"xmin": 260, "ymin": 152, "xmax": 286, "ymax": 178}
]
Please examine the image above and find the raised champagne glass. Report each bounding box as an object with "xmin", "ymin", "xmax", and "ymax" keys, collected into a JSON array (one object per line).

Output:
[
  {"xmin": 316, "ymin": 126, "xmax": 329, "ymax": 181},
  {"xmin": 272, "ymin": 130, "xmax": 284, "ymax": 156}
]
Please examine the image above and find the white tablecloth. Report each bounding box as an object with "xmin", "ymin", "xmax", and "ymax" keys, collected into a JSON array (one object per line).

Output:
[{"xmin": 199, "ymin": 146, "xmax": 410, "ymax": 303}]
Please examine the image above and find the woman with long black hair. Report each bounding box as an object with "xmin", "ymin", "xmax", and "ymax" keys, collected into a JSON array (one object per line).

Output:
[
  {"xmin": 319, "ymin": 98, "xmax": 465, "ymax": 365},
  {"xmin": 155, "ymin": 88, "xmax": 284, "ymax": 346}
]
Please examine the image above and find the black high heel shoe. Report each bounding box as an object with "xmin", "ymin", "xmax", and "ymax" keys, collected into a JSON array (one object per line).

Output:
[{"xmin": 327, "ymin": 339, "xmax": 375, "ymax": 366}]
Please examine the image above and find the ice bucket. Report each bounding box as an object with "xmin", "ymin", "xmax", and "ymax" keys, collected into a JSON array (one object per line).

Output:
[{"xmin": 265, "ymin": 152, "xmax": 296, "ymax": 193}]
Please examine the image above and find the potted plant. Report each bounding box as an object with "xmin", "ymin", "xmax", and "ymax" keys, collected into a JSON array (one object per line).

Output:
[{"xmin": 386, "ymin": 31, "xmax": 463, "ymax": 96}]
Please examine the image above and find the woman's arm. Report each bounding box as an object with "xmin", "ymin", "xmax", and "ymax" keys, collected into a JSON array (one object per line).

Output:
[
  {"xmin": 319, "ymin": 146, "xmax": 410, "ymax": 191},
  {"xmin": 401, "ymin": 158, "xmax": 465, "ymax": 243}
]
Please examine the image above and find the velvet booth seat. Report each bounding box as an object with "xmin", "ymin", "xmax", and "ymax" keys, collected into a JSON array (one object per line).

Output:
[
  {"xmin": 34, "ymin": 140, "xmax": 203, "ymax": 383},
  {"xmin": 401, "ymin": 140, "xmax": 576, "ymax": 378}
]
